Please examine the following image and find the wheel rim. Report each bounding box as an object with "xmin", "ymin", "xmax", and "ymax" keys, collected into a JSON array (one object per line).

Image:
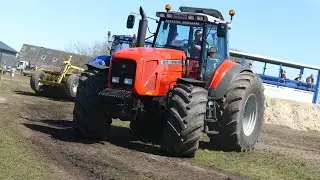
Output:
[
  {"xmin": 242, "ymin": 94, "xmax": 258, "ymax": 136},
  {"xmin": 38, "ymin": 77, "xmax": 43, "ymax": 87},
  {"xmin": 72, "ymin": 82, "xmax": 78, "ymax": 93}
]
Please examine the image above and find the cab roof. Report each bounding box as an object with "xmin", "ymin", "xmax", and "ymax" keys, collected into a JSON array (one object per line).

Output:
[
  {"xmin": 156, "ymin": 6, "xmax": 227, "ymax": 24},
  {"xmin": 179, "ymin": 6, "xmax": 224, "ymax": 20}
]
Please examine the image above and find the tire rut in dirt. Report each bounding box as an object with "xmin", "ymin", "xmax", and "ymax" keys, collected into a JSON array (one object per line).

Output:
[
  {"xmin": 161, "ymin": 82, "xmax": 207, "ymax": 157},
  {"xmin": 209, "ymin": 71, "xmax": 265, "ymax": 151},
  {"xmin": 73, "ymin": 69, "xmax": 111, "ymax": 140}
]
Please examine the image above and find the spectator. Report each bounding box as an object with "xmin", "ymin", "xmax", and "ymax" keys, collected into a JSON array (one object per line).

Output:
[
  {"xmin": 306, "ymin": 74, "xmax": 314, "ymax": 84},
  {"xmin": 11, "ymin": 68, "xmax": 16, "ymax": 79},
  {"xmin": 294, "ymin": 74, "xmax": 303, "ymax": 81},
  {"xmin": 281, "ymin": 70, "xmax": 288, "ymax": 79},
  {"xmin": 2, "ymin": 64, "xmax": 6, "ymax": 75},
  {"xmin": 294, "ymin": 74, "xmax": 303, "ymax": 86}
]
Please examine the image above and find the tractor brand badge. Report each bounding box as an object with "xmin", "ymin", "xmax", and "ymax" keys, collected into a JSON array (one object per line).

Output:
[{"xmin": 121, "ymin": 64, "xmax": 127, "ymax": 68}]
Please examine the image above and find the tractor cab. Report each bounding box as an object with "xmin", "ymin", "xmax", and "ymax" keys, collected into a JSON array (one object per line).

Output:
[
  {"xmin": 88, "ymin": 34, "xmax": 152, "ymax": 68},
  {"xmin": 109, "ymin": 34, "xmax": 153, "ymax": 55},
  {"xmin": 127, "ymin": 5, "xmax": 235, "ymax": 81},
  {"xmin": 109, "ymin": 35, "xmax": 137, "ymax": 55}
]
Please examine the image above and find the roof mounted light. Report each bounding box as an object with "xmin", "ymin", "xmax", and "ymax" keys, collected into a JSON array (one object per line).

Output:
[
  {"xmin": 166, "ymin": 13, "xmax": 173, "ymax": 18},
  {"xmin": 229, "ymin": 9, "xmax": 235, "ymax": 20},
  {"xmin": 187, "ymin": 15, "xmax": 195, "ymax": 20},
  {"xmin": 196, "ymin": 16, "xmax": 204, "ymax": 21},
  {"xmin": 158, "ymin": 13, "xmax": 165, "ymax": 17},
  {"xmin": 165, "ymin": 4, "xmax": 171, "ymax": 12}
]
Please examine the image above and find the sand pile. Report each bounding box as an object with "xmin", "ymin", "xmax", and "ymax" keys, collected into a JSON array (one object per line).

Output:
[{"xmin": 264, "ymin": 97, "xmax": 320, "ymax": 132}]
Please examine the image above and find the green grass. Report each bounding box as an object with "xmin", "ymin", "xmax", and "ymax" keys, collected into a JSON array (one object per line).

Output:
[
  {"xmin": 0, "ymin": 77, "xmax": 56, "ymax": 180},
  {"xmin": 0, "ymin": 118, "xmax": 55, "ymax": 180},
  {"xmin": 194, "ymin": 144, "xmax": 320, "ymax": 180}
]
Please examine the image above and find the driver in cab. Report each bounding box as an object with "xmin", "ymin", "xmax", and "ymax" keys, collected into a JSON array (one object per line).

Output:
[
  {"xmin": 189, "ymin": 30, "xmax": 203, "ymax": 59},
  {"xmin": 187, "ymin": 30, "xmax": 203, "ymax": 77}
]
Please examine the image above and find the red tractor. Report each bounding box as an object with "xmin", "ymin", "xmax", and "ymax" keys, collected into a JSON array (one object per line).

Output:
[{"xmin": 73, "ymin": 5, "xmax": 265, "ymax": 158}]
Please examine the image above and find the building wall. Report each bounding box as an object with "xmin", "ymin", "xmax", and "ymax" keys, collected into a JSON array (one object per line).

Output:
[
  {"xmin": 0, "ymin": 52, "xmax": 17, "ymax": 67},
  {"xmin": 17, "ymin": 44, "xmax": 90, "ymax": 68}
]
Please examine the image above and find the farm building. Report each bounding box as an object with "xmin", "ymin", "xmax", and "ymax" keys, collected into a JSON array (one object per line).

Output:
[
  {"xmin": 0, "ymin": 41, "xmax": 18, "ymax": 67},
  {"xmin": 17, "ymin": 44, "xmax": 90, "ymax": 68}
]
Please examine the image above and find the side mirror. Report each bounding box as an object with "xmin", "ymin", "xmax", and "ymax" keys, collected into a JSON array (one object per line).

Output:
[
  {"xmin": 217, "ymin": 23, "xmax": 227, "ymax": 37},
  {"xmin": 127, "ymin": 15, "xmax": 135, "ymax": 29}
]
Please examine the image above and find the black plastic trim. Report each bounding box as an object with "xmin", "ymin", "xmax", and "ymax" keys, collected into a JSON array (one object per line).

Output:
[
  {"xmin": 177, "ymin": 78, "xmax": 206, "ymax": 88},
  {"xmin": 86, "ymin": 63, "xmax": 109, "ymax": 70}
]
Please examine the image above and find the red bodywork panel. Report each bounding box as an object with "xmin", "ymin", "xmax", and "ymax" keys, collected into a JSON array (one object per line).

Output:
[
  {"xmin": 108, "ymin": 47, "xmax": 238, "ymax": 96},
  {"xmin": 109, "ymin": 47, "xmax": 187, "ymax": 96},
  {"xmin": 209, "ymin": 60, "xmax": 238, "ymax": 88}
]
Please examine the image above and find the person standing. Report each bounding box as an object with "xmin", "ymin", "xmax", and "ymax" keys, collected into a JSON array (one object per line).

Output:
[{"xmin": 10, "ymin": 67, "xmax": 16, "ymax": 79}]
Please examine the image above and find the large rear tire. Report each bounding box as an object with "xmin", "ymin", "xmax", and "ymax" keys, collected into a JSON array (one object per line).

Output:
[
  {"xmin": 209, "ymin": 71, "xmax": 265, "ymax": 151},
  {"xmin": 30, "ymin": 70, "xmax": 46, "ymax": 94},
  {"xmin": 73, "ymin": 69, "xmax": 111, "ymax": 140},
  {"xmin": 160, "ymin": 81, "xmax": 207, "ymax": 157}
]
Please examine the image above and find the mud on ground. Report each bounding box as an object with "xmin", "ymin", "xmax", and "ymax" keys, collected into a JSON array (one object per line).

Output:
[{"xmin": 1, "ymin": 75, "xmax": 320, "ymax": 180}]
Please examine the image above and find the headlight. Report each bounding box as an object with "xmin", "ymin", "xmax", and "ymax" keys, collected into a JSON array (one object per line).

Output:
[
  {"xmin": 112, "ymin": 77, "xmax": 120, "ymax": 83},
  {"xmin": 124, "ymin": 78, "xmax": 133, "ymax": 85}
]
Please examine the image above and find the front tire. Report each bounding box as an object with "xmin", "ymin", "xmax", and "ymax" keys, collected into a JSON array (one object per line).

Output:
[
  {"xmin": 209, "ymin": 71, "xmax": 265, "ymax": 151},
  {"xmin": 160, "ymin": 81, "xmax": 207, "ymax": 157},
  {"xmin": 73, "ymin": 69, "xmax": 111, "ymax": 140},
  {"xmin": 66, "ymin": 74, "xmax": 79, "ymax": 98}
]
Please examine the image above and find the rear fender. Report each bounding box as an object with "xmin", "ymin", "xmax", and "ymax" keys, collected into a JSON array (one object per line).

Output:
[{"xmin": 208, "ymin": 60, "xmax": 252, "ymax": 99}]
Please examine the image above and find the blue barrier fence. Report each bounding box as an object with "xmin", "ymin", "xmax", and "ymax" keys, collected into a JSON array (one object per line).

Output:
[{"xmin": 236, "ymin": 51, "xmax": 320, "ymax": 104}]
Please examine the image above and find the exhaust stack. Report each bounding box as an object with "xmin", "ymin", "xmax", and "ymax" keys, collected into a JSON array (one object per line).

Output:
[{"xmin": 136, "ymin": 6, "xmax": 148, "ymax": 47}]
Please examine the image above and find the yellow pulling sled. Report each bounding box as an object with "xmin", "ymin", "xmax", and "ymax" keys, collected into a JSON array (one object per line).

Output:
[{"xmin": 30, "ymin": 55, "xmax": 84, "ymax": 99}]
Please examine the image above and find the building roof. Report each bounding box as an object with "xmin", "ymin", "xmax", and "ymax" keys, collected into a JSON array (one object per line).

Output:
[
  {"xmin": 17, "ymin": 44, "xmax": 90, "ymax": 68},
  {"xmin": 0, "ymin": 41, "xmax": 18, "ymax": 55}
]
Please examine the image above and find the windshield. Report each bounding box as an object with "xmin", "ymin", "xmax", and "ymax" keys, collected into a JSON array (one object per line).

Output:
[
  {"xmin": 113, "ymin": 42, "xmax": 130, "ymax": 51},
  {"xmin": 154, "ymin": 20, "xmax": 204, "ymax": 60}
]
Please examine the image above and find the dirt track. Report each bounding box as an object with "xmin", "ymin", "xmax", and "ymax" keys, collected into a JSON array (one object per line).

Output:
[
  {"xmin": 12, "ymin": 91, "xmax": 244, "ymax": 180},
  {"xmin": 1, "ymin": 76, "xmax": 320, "ymax": 180}
]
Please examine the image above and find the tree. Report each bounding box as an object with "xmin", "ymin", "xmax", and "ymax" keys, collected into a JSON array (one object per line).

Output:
[{"xmin": 65, "ymin": 40, "xmax": 110, "ymax": 58}]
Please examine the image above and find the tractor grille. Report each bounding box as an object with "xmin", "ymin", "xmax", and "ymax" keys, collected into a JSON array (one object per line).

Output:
[
  {"xmin": 110, "ymin": 59, "xmax": 136, "ymax": 89},
  {"xmin": 99, "ymin": 88, "xmax": 133, "ymax": 118},
  {"xmin": 99, "ymin": 88, "xmax": 132, "ymax": 104}
]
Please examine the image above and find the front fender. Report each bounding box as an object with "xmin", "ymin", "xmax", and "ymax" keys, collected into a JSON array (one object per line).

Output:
[{"xmin": 208, "ymin": 60, "xmax": 252, "ymax": 99}]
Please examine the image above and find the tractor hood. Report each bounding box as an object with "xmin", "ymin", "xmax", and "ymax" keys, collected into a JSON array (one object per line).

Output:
[{"xmin": 112, "ymin": 47, "xmax": 186, "ymax": 61}]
